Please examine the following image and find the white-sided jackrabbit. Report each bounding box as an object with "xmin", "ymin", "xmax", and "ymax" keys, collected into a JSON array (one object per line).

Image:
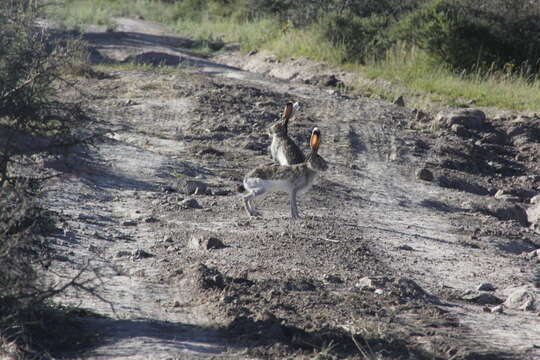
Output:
[
  {"xmin": 269, "ymin": 102, "xmax": 305, "ymax": 165},
  {"xmin": 242, "ymin": 127, "xmax": 328, "ymax": 219}
]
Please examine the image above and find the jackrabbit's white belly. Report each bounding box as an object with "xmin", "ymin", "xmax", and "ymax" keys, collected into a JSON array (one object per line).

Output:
[
  {"xmin": 275, "ymin": 150, "xmax": 290, "ymax": 166},
  {"xmin": 244, "ymin": 177, "xmax": 292, "ymax": 193}
]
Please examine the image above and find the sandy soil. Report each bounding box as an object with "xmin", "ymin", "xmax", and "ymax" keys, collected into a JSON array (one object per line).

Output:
[{"xmin": 38, "ymin": 17, "xmax": 540, "ymax": 359}]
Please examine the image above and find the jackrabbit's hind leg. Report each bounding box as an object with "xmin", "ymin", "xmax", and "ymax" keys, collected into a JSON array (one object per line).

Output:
[{"xmin": 243, "ymin": 189, "xmax": 264, "ymax": 217}]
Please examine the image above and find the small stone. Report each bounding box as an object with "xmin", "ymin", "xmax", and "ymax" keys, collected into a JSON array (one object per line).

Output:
[
  {"xmin": 397, "ymin": 244, "xmax": 414, "ymax": 251},
  {"xmin": 144, "ymin": 216, "xmax": 159, "ymax": 223},
  {"xmin": 115, "ymin": 250, "xmax": 132, "ymax": 258},
  {"xmin": 172, "ymin": 300, "xmax": 181, "ymax": 308},
  {"xmin": 374, "ymin": 289, "xmax": 384, "ymax": 295},
  {"xmin": 161, "ymin": 185, "xmax": 176, "ymax": 193},
  {"xmin": 477, "ymin": 283, "xmax": 496, "ymax": 292},
  {"xmin": 132, "ymin": 249, "xmax": 154, "ymax": 259},
  {"xmin": 122, "ymin": 220, "xmax": 138, "ymax": 226},
  {"xmin": 491, "ymin": 305, "xmax": 504, "ymax": 313},
  {"xmin": 450, "ymin": 124, "xmax": 471, "ymax": 138},
  {"xmin": 177, "ymin": 180, "xmax": 210, "ymax": 195},
  {"xmin": 162, "ymin": 235, "xmax": 173, "ymax": 243},
  {"xmin": 180, "ymin": 198, "xmax": 202, "ymax": 209},
  {"xmin": 356, "ymin": 276, "xmax": 388, "ymax": 290},
  {"xmin": 416, "ymin": 168, "xmax": 434, "ymax": 182},
  {"xmin": 188, "ymin": 235, "xmax": 226, "ymax": 250},
  {"xmin": 462, "ymin": 291, "xmax": 503, "ymax": 305},
  {"xmin": 526, "ymin": 249, "xmax": 540, "ymax": 259},
  {"xmin": 435, "ymin": 109, "xmax": 486, "ymax": 130},
  {"xmin": 324, "ymin": 274, "xmax": 343, "ymax": 284}
]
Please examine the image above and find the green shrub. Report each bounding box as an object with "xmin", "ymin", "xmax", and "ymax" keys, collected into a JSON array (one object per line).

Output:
[
  {"xmin": 0, "ymin": 1, "xmax": 90, "ymax": 186},
  {"xmin": 394, "ymin": 0, "xmax": 540, "ymax": 71},
  {"xmin": 321, "ymin": 13, "xmax": 394, "ymax": 63},
  {"xmin": 1, "ymin": 1, "xmax": 96, "ymax": 356}
]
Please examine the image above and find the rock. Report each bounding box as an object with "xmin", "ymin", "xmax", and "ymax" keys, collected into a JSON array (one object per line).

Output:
[
  {"xmin": 413, "ymin": 109, "xmax": 430, "ymax": 122},
  {"xmin": 180, "ymin": 198, "xmax": 202, "ymax": 209},
  {"xmin": 450, "ymin": 123, "xmax": 471, "ymax": 138},
  {"xmin": 212, "ymin": 189, "xmax": 231, "ymax": 196},
  {"xmin": 374, "ymin": 289, "xmax": 384, "ymax": 295},
  {"xmin": 482, "ymin": 131, "xmax": 507, "ymax": 145},
  {"xmin": 395, "ymin": 278, "xmax": 439, "ymax": 304},
  {"xmin": 393, "ymin": 95, "xmax": 405, "ymax": 107},
  {"xmin": 285, "ymin": 279, "xmax": 317, "ymax": 292},
  {"xmin": 132, "ymin": 249, "xmax": 154, "ymax": 259},
  {"xmin": 161, "ymin": 185, "xmax": 176, "ymax": 193},
  {"xmin": 503, "ymin": 286, "xmax": 537, "ymax": 312},
  {"xmin": 494, "ymin": 190, "xmax": 520, "ymax": 202},
  {"xmin": 122, "ymin": 220, "xmax": 138, "ymax": 226},
  {"xmin": 435, "ymin": 109, "xmax": 487, "ymax": 130},
  {"xmin": 144, "ymin": 216, "xmax": 159, "ymax": 223},
  {"xmin": 397, "ymin": 244, "xmax": 414, "ymax": 251},
  {"xmin": 189, "ymin": 235, "xmax": 226, "ymax": 250},
  {"xmin": 355, "ymin": 276, "xmax": 389, "ymax": 290},
  {"xmin": 248, "ymin": 49, "xmax": 258, "ymax": 56},
  {"xmin": 183, "ymin": 263, "xmax": 225, "ymax": 291},
  {"xmin": 462, "ymin": 291, "xmax": 503, "ymax": 305},
  {"xmin": 531, "ymin": 195, "xmax": 540, "ymax": 204},
  {"xmin": 477, "ymin": 283, "xmax": 496, "ymax": 292},
  {"xmin": 197, "ymin": 147, "xmax": 224, "ymax": 157},
  {"xmin": 304, "ymin": 74, "xmax": 343, "ymax": 88},
  {"xmin": 176, "ymin": 180, "xmax": 210, "ymax": 195},
  {"xmin": 324, "ymin": 274, "xmax": 343, "ymax": 284},
  {"xmin": 491, "ymin": 305, "xmax": 504, "ymax": 313},
  {"xmin": 415, "ymin": 167, "xmax": 434, "ymax": 182},
  {"xmin": 115, "ymin": 250, "xmax": 132, "ymax": 258}
]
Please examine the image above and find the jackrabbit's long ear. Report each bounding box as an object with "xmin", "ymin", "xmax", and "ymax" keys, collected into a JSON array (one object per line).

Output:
[
  {"xmin": 282, "ymin": 102, "xmax": 294, "ymax": 120},
  {"xmin": 310, "ymin": 127, "xmax": 321, "ymax": 151}
]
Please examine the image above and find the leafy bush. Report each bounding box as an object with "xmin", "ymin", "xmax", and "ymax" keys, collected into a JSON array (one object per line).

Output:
[
  {"xmin": 321, "ymin": 13, "xmax": 394, "ymax": 63},
  {"xmin": 0, "ymin": 1, "xmax": 96, "ymax": 357},
  {"xmin": 0, "ymin": 1, "xmax": 90, "ymax": 186},
  {"xmin": 394, "ymin": 0, "xmax": 540, "ymax": 71}
]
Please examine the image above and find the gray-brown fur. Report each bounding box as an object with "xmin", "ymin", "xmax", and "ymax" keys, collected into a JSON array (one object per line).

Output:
[
  {"xmin": 269, "ymin": 102, "xmax": 305, "ymax": 165},
  {"xmin": 242, "ymin": 128, "xmax": 327, "ymax": 219}
]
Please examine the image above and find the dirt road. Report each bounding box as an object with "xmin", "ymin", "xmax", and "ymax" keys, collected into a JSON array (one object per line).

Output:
[{"xmin": 43, "ymin": 18, "xmax": 539, "ymax": 359}]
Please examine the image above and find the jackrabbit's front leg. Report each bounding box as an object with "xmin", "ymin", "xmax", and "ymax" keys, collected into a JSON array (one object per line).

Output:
[{"xmin": 290, "ymin": 190, "xmax": 300, "ymax": 219}]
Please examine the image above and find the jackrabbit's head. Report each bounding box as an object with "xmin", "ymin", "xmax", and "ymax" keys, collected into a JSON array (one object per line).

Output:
[{"xmin": 268, "ymin": 102, "xmax": 294, "ymax": 136}]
